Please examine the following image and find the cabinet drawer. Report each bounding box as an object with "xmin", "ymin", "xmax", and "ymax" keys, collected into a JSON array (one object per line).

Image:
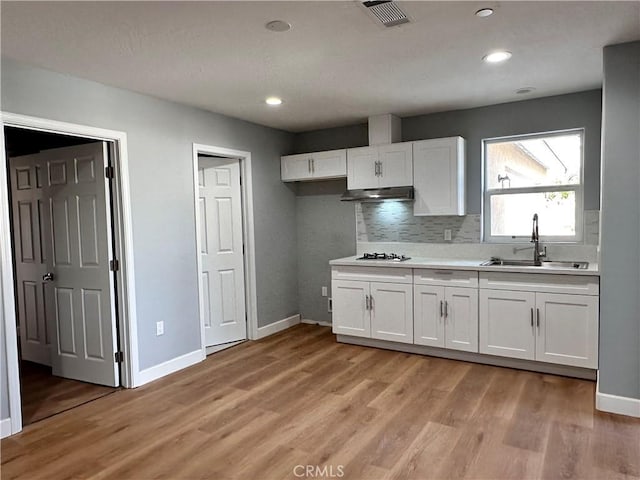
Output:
[
  {"xmin": 332, "ymin": 266, "xmax": 412, "ymax": 284},
  {"xmin": 479, "ymin": 272, "xmax": 599, "ymax": 296},
  {"xmin": 414, "ymin": 269, "xmax": 478, "ymax": 287}
]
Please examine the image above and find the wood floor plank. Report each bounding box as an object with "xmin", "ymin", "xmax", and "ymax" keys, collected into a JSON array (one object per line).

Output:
[
  {"xmin": 2, "ymin": 324, "xmax": 639, "ymax": 480},
  {"xmin": 19, "ymin": 361, "xmax": 116, "ymax": 426}
]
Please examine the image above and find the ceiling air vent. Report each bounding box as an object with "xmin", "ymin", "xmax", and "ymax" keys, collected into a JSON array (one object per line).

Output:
[{"xmin": 362, "ymin": 1, "xmax": 410, "ymax": 27}]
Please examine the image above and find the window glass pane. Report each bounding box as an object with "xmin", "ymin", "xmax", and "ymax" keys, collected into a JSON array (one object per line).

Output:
[
  {"xmin": 486, "ymin": 132, "xmax": 582, "ymax": 189},
  {"xmin": 490, "ymin": 191, "xmax": 576, "ymax": 237}
]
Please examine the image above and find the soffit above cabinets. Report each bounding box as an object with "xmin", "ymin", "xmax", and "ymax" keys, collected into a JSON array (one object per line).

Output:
[{"xmin": 3, "ymin": 1, "xmax": 638, "ymax": 132}]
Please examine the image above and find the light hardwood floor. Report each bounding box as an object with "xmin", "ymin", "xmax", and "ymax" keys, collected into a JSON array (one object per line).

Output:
[
  {"xmin": 19, "ymin": 361, "xmax": 116, "ymax": 426},
  {"xmin": 2, "ymin": 324, "xmax": 639, "ymax": 480}
]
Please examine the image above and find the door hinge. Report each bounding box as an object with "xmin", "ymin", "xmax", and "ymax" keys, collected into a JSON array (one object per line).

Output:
[
  {"xmin": 105, "ymin": 165, "xmax": 115, "ymax": 179},
  {"xmin": 110, "ymin": 259, "xmax": 120, "ymax": 271},
  {"xmin": 114, "ymin": 351, "xmax": 124, "ymax": 363}
]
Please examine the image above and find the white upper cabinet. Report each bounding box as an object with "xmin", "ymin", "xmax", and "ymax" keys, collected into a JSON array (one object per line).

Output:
[
  {"xmin": 281, "ymin": 153, "xmax": 312, "ymax": 181},
  {"xmin": 281, "ymin": 149, "xmax": 346, "ymax": 182},
  {"xmin": 413, "ymin": 137, "xmax": 466, "ymax": 216},
  {"xmin": 347, "ymin": 142, "xmax": 413, "ymax": 190},
  {"xmin": 346, "ymin": 146, "xmax": 379, "ymax": 190},
  {"xmin": 377, "ymin": 142, "xmax": 413, "ymax": 188}
]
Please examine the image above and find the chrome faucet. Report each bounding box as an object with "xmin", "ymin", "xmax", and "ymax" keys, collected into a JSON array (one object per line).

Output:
[{"xmin": 531, "ymin": 213, "xmax": 547, "ymax": 266}]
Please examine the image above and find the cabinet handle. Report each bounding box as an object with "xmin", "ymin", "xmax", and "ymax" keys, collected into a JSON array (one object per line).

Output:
[
  {"xmin": 365, "ymin": 295, "xmax": 370, "ymax": 310},
  {"xmin": 378, "ymin": 161, "xmax": 383, "ymax": 177},
  {"xmin": 374, "ymin": 161, "xmax": 379, "ymax": 176},
  {"xmin": 370, "ymin": 295, "xmax": 374, "ymax": 310},
  {"xmin": 440, "ymin": 300, "xmax": 444, "ymax": 318},
  {"xmin": 311, "ymin": 158, "xmax": 315, "ymax": 173},
  {"xmin": 444, "ymin": 300, "xmax": 448, "ymax": 318},
  {"xmin": 308, "ymin": 159, "xmax": 311, "ymax": 173},
  {"xmin": 530, "ymin": 308, "xmax": 534, "ymax": 327},
  {"xmin": 536, "ymin": 308, "xmax": 540, "ymax": 329}
]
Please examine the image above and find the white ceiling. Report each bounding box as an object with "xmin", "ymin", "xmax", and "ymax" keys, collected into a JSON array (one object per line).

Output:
[{"xmin": 2, "ymin": 1, "xmax": 639, "ymax": 132}]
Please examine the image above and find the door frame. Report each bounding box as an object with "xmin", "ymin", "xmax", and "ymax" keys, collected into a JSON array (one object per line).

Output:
[
  {"xmin": 1, "ymin": 112, "xmax": 140, "ymax": 437},
  {"xmin": 192, "ymin": 143, "xmax": 258, "ymax": 353}
]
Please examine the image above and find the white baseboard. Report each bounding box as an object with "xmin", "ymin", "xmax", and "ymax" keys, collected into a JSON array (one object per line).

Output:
[
  {"xmin": 135, "ymin": 349, "xmax": 205, "ymax": 387},
  {"xmin": 596, "ymin": 373, "xmax": 640, "ymax": 418},
  {"xmin": 256, "ymin": 314, "xmax": 300, "ymax": 339},
  {"xmin": 1, "ymin": 418, "xmax": 12, "ymax": 439},
  {"xmin": 301, "ymin": 319, "xmax": 332, "ymax": 327}
]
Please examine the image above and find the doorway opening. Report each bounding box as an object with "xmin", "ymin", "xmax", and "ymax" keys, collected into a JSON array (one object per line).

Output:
[
  {"xmin": 2, "ymin": 113, "xmax": 139, "ymax": 437},
  {"xmin": 192, "ymin": 144, "xmax": 258, "ymax": 355},
  {"xmin": 4, "ymin": 126, "xmax": 121, "ymax": 425}
]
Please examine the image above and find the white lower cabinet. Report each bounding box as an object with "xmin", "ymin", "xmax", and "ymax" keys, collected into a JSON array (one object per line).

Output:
[
  {"xmin": 535, "ymin": 293, "xmax": 599, "ymax": 368},
  {"xmin": 332, "ymin": 270, "xmax": 413, "ymax": 344},
  {"xmin": 479, "ymin": 290, "xmax": 536, "ymax": 360},
  {"xmin": 333, "ymin": 266, "xmax": 599, "ymax": 371},
  {"xmin": 370, "ymin": 282, "xmax": 413, "ymax": 343},
  {"xmin": 414, "ymin": 285, "xmax": 478, "ymax": 352},
  {"xmin": 332, "ymin": 280, "xmax": 371, "ymax": 338},
  {"xmin": 480, "ymin": 285, "xmax": 599, "ymax": 369}
]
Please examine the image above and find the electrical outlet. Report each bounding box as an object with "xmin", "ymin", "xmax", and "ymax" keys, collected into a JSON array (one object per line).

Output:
[
  {"xmin": 156, "ymin": 321, "xmax": 164, "ymax": 336},
  {"xmin": 444, "ymin": 229, "xmax": 452, "ymax": 241},
  {"xmin": 328, "ymin": 298, "xmax": 333, "ymax": 313},
  {"xmin": 321, "ymin": 286, "xmax": 328, "ymax": 297}
]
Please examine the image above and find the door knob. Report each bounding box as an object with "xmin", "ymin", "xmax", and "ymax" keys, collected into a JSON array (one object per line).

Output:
[{"xmin": 42, "ymin": 272, "xmax": 55, "ymax": 282}]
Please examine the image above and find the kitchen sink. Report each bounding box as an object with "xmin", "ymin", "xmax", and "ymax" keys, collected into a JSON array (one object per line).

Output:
[{"xmin": 481, "ymin": 258, "xmax": 589, "ymax": 269}]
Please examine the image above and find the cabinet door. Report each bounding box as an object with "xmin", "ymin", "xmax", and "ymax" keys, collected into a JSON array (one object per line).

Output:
[
  {"xmin": 370, "ymin": 282, "xmax": 413, "ymax": 344},
  {"xmin": 445, "ymin": 287, "xmax": 479, "ymax": 352},
  {"xmin": 413, "ymin": 137, "xmax": 465, "ymax": 216},
  {"xmin": 281, "ymin": 154, "xmax": 312, "ymax": 182},
  {"xmin": 332, "ymin": 280, "xmax": 370, "ymax": 338},
  {"xmin": 378, "ymin": 142, "xmax": 413, "ymax": 188},
  {"xmin": 479, "ymin": 289, "xmax": 536, "ymax": 360},
  {"xmin": 347, "ymin": 146, "xmax": 379, "ymax": 190},
  {"xmin": 535, "ymin": 293, "xmax": 599, "ymax": 368},
  {"xmin": 312, "ymin": 149, "xmax": 347, "ymax": 179},
  {"xmin": 414, "ymin": 285, "xmax": 445, "ymax": 347}
]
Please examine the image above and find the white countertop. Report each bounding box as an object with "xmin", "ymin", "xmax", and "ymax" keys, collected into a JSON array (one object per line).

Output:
[{"xmin": 329, "ymin": 255, "xmax": 600, "ymax": 276}]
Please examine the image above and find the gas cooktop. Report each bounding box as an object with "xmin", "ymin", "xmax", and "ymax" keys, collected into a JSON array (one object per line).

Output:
[{"xmin": 355, "ymin": 252, "xmax": 411, "ymax": 262}]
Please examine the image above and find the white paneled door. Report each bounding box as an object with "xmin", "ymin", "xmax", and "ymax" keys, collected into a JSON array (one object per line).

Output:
[
  {"xmin": 11, "ymin": 154, "xmax": 51, "ymax": 366},
  {"xmin": 11, "ymin": 143, "xmax": 119, "ymax": 387},
  {"xmin": 198, "ymin": 156, "xmax": 247, "ymax": 346}
]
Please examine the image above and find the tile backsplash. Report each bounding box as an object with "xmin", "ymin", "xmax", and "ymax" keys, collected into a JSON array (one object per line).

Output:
[{"xmin": 356, "ymin": 202, "xmax": 600, "ymax": 245}]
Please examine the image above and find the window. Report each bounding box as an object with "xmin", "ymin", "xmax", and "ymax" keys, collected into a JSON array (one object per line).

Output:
[{"xmin": 483, "ymin": 129, "xmax": 584, "ymax": 243}]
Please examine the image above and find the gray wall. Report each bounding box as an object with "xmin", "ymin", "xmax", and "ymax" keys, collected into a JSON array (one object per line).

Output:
[
  {"xmin": 296, "ymin": 180, "xmax": 356, "ymax": 323},
  {"xmin": 1, "ymin": 59, "xmax": 297, "ymax": 379},
  {"xmin": 598, "ymin": 41, "xmax": 640, "ymax": 400},
  {"xmin": 293, "ymin": 123, "xmax": 368, "ymax": 153},
  {"xmin": 402, "ymin": 90, "xmax": 603, "ymax": 213},
  {"xmin": 291, "ymin": 90, "xmax": 603, "ymax": 323}
]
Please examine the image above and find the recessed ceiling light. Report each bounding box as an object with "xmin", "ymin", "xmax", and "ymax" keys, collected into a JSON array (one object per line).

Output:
[
  {"xmin": 265, "ymin": 20, "xmax": 291, "ymax": 32},
  {"xmin": 483, "ymin": 51, "xmax": 512, "ymax": 63},
  {"xmin": 265, "ymin": 97, "xmax": 283, "ymax": 106},
  {"xmin": 475, "ymin": 8, "xmax": 494, "ymax": 17},
  {"xmin": 516, "ymin": 87, "xmax": 536, "ymax": 95}
]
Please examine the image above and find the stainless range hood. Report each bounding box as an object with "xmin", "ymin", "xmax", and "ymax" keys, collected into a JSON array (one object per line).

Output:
[{"xmin": 341, "ymin": 186, "xmax": 414, "ymax": 202}]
